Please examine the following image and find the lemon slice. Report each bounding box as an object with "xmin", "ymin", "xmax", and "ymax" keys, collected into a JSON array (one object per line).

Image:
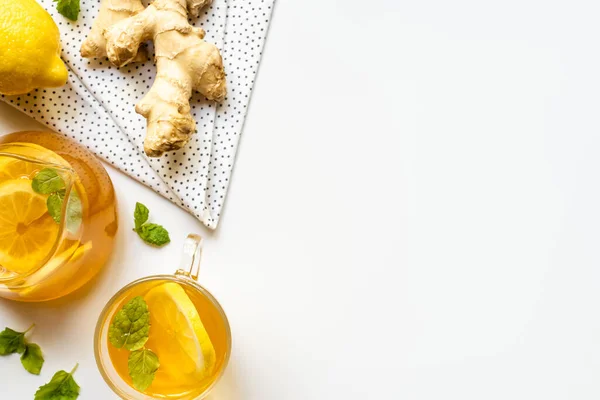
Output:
[
  {"xmin": 0, "ymin": 179, "xmax": 59, "ymax": 274},
  {"xmin": 0, "ymin": 143, "xmax": 71, "ymax": 181},
  {"xmin": 18, "ymin": 241, "xmax": 92, "ymax": 296},
  {"xmin": 144, "ymin": 282, "xmax": 216, "ymax": 380},
  {"xmin": 0, "ymin": 157, "xmax": 37, "ymax": 181}
]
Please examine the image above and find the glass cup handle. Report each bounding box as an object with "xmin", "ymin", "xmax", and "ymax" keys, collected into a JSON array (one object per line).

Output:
[{"xmin": 175, "ymin": 233, "xmax": 203, "ymax": 281}]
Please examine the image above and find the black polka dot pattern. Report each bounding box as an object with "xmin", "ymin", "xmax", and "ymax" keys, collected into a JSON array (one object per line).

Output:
[{"xmin": 0, "ymin": 0, "xmax": 275, "ymax": 229}]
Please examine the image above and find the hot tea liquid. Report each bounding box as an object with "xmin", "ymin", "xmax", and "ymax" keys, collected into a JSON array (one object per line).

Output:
[{"xmin": 106, "ymin": 279, "xmax": 230, "ymax": 398}]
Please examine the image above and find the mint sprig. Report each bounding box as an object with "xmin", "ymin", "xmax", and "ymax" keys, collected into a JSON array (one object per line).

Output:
[
  {"xmin": 134, "ymin": 202, "xmax": 149, "ymax": 231},
  {"xmin": 0, "ymin": 324, "xmax": 45, "ymax": 375},
  {"xmin": 31, "ymin": 169, "xmax": 65, "ymax": 194},
  {"xmin": 32, "ymin": 168, "xmax": 82, "ymax": 234},
  {"xmin": 46, "ymin": 190, "xmax": 66, "ymax": 224},
  {"xmin": 109, "ymin": 296, "xmax": 150, "ymax": 351},
  {"xmin": 54, "ymin": 0, "xmax": 80, "ymax": 21},
  {"xmin": 21, "ymin": 343, "xmax": 44, "ymax": 375},
  {"xmin": 0, "ymin": 326, "xmax": 30, "ymax": 355},
  {"xmin": 109, "ymin": 296, "xmax": 160, "ymax": 392},
  {"xmin": 133, "ymin": 202, "xmax": 170, "ymax": 247},
  {"xmin": 35, "ymin": 364, "xmax": 80, "ymax": 400},
  {"xmin": 128, "ymin": 349, "xmax": 160, "ymax": 392}
]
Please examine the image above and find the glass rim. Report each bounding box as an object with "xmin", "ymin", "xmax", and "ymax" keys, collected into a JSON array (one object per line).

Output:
[{"xmin": 94, "ymin": 274, "xmax": 232, "ymax": 400}]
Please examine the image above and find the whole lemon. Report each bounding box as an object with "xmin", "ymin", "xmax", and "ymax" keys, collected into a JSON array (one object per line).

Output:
[{"xmin": 0, "ymin": 0, "xmax": 68, "ymax": 95}]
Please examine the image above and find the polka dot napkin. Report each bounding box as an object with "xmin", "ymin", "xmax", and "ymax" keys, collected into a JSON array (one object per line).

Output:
[{"xmin": 1, "ymin": 0, "xmax": 275, "ymax": 229}]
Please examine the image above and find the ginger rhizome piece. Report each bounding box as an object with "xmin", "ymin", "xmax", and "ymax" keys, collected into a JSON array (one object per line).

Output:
[
  {"xmin": 83, "ymin": 0, "xmax": 226, "ymax": 157},
  {"xmin": 80, "ymin": 0, "xmax": 147, "ymax": 61}
]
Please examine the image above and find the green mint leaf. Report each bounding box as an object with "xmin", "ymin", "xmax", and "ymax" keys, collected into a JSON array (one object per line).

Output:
[
  {"xmin": 137, "ymin": 223, "xmax": 170, "ymax": 247},
  {"xmin": 35, "ymin": 364, "xmax": 80, "ymax": 400},
  {"xmin": 46, "ymin": 190, "xmax": 66, "ymax": 224},
  {"xmin": 32, "ymin": 169, "xmax": 66, "ymax": 195},
  {"xmin": 134, "ymin": 202, "xmax": 149, "ymax": 231},
  {"xmin": 65, "ymin": 189, "xmax": 83, "ymax": 234},
  {"xmin": 21, "ymin": 343, "xmax": 44, "ymax": 375},
  {"xmin": 46, "ymin": 189, "xmax": 83, "ymax": 233},
  {"xmin": 128, "ymin": 349, "xmax": 160, "ymax": 392},
  {"xmin": 54, "ymin": 0, "xmax": 80, "ymax": 21},
  {"xmin": 109, "ymin": 296, "xmax": 150, "ymax": 351},
  {"xmin": 0, "ymin": 326, "xmax": 30, "ymax": 355},
  {"xmin": 133, "ymin": 203, "xmax": 170, "ymax": 246}
]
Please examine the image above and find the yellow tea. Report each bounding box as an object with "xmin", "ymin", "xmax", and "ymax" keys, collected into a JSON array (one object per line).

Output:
[
  {"xmin": 103, "ymin": 278, "xmax": 229, "ymax": 399},
  {"xmin": 0, "ymin": 131, "xmax": 117, "ymax": 301}
]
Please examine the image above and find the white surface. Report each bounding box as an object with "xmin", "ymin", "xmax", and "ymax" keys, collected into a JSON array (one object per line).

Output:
[{"xmin": 1, "ymin": 0, "xmax": 600, "ymax": 398}]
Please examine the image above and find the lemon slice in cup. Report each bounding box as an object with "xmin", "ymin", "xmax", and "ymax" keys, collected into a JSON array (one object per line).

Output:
[{"xmin": 144, "ymin": 282, "xmax": 216, "ymax": 380}]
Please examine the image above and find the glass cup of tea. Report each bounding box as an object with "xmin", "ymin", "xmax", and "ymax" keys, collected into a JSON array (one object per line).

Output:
[
  {"xmin": 95, "ymin": 234, "xmax": 231, "ymax": 399},
  {"xmin": 0, "ymin": 131, "xmax": 118, "ymax": 301}
]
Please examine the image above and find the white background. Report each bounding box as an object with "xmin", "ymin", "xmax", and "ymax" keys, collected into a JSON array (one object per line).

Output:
[{"xmin": 1, "ymin": 0, "xmax": 600, "ymax": 398}]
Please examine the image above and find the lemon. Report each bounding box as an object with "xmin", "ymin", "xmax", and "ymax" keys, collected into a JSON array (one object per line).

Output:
[
  {"xmin": 0, "ymin": 0, "xmax": 68, "ymax": 95},
  {"xmin": 18, "ymin": 241, "xmax": 92, "ymax": 296},
  {"xmin": 0, "ymin": 143, "xmax": 71, "ymax": 173},
  {"xmin": 0, "ymin": 145, "xmax": 65, "ymax": 180},
  {"xmin": 144, "ymin": 282, "xmax": 216, "ymax": 380},
  {"xmin": 0, "ymin": 157, "xmax": 40, "ymax": 181},
  {"xmin": 0, "ymin": 179, "xmax": 59, "ymax": 274}
]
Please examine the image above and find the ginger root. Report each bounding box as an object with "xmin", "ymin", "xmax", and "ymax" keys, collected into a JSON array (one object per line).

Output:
[
  {"xmin": 80, "ymin": 0, "xmax": 147, "ymax": 61},
  {"xmin": 82, "ymin": 0, "xmax": 226, "ymax": 157}
]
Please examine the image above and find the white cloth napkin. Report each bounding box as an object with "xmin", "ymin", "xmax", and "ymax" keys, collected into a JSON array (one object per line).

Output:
[{"xmin": 1, "ymin": 0, "xmax": 274, "ymax": 229}]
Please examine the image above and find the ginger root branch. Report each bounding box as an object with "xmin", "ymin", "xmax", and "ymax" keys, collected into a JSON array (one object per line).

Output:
[
  {"xmin": 82, "ymin": 0, "xmax": 225, "ymax": 157},
  {"xmin": 80, "ymin": 0, "xmax": 148, "ymax": 61}
]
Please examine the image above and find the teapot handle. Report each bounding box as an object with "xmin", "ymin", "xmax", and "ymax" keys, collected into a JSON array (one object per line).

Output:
[{"xmin": 175, "ymin": 233, "xmax": 203, "ymax": 281}]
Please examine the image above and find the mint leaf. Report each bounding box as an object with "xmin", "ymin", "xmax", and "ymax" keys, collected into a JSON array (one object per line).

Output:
[
  {"xmin": 133, "ymin": 203, "xmax": 170, "ymax": 247},
  {"xmin": 32, "ymin": 168, "xmax": 81, "ymax": 232},
  {"xmin": 134, "ymin": 202, "xmax": 149, "ymax": 231},
  {"xmin": 128, "ymin": 349, "xmax": 160, "ymax": 392},
  {"xmin": 32, "ymin": 169, "xmax": 66, "ymax": 195},
  {"xmin": 46, "ymin": 188, "xmax": 82, "ymax": 234},
  {"xmin": 109, "ymin": 296, "xmax": 150, "ymax": 351},
  {"xmin": 46, "ymin": 190, "xmax": 66, "ymax": 224},
  {"xmin": 138, "ymin": 224, "xmax": 170, "ymax": 247},
  {"xmin": 54, "ymin": 0, "xmax": 80, "ymax": 21},
  {"xmin": 0, "ymin": 326, "xmax": 31, "ymax": 355},
  {"xmin": 65, "ymin": 189, "xmax": 83, "ymax": 234},
  {"xmin": 21, "ymin": 343, "xmax": 44, "ymax": 375},
  {"xmin": 35, "ymin": 364, "xmax": 80, "ymax": 400}
]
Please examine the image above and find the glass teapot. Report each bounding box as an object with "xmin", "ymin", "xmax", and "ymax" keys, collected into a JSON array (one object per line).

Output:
[{"xmin": 0, "ymin": 131, "xmax": 118, "ymax": 301}]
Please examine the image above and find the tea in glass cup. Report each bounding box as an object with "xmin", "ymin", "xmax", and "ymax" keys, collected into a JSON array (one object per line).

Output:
[
  {"xmin": 0, "ymin": 131, "xmax": 118, "ymax": 301},
  {"xmin": 95, "ymin": 234, "xmax": 231, "ymax": 399}
]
